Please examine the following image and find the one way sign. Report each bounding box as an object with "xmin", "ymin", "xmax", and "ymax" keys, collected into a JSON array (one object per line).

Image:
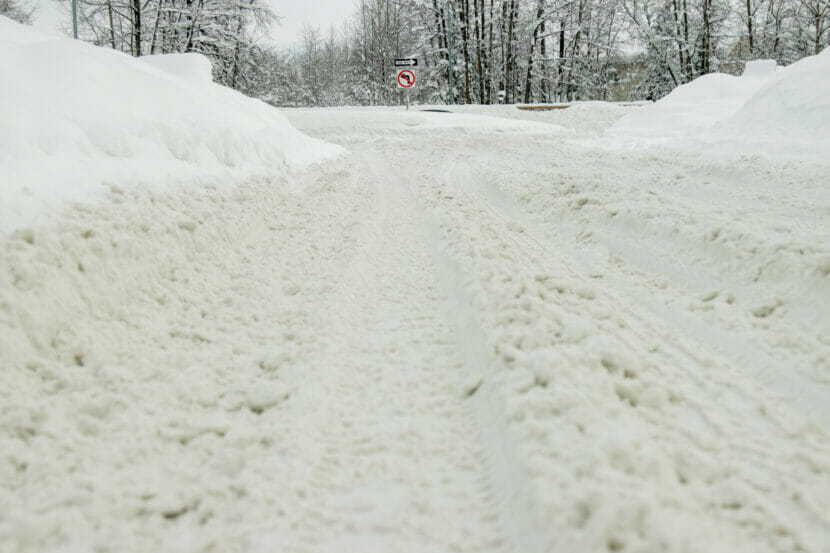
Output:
[{"xmin": 394, "ymin": 58, "xmax": 418, "ymax": 67}]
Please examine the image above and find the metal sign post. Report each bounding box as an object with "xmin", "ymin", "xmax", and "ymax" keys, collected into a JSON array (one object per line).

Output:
[{"xmin": 72, "ymin": 0, "xmax": 78, "ymax": 38}]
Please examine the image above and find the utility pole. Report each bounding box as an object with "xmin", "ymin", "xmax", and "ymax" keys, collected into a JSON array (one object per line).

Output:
[
  {"xmin": 446, "ymin": 0, "xmax": 454, "ymax": 104},
  {"xmin": 72, "ymin": 0, "xmax": 78, "ymax": 38}
]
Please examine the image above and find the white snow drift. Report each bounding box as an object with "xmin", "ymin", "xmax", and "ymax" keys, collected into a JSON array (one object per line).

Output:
[
  {"xmin": 0, "ymin": 16, "xmax": 342, "ymax": 233},
  {"xmin": 606, "ymin": 60, "xmax": 779, "ymax": 143},
  {"xmin": 712, "ymin": 48, "xmax": 830, "ymax": 158},
  {"xmin": 606, "ymin": 50, "xmax": 830, "ymax": 160}
]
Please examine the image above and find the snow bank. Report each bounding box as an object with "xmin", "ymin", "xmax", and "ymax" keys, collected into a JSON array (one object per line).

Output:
[
  {"xmin": 709, "ymin": 48, "xmax": 830, "ymax": 158},
  {"xmin": 0, "ymin": 17, "xmax": 343, "ymax": 234},
  {"xmin": 140, "ymin": 53, "xmax": 215, "ymax": 86},
  {"xmin": 605, "ymin": 53, "xmax": 830, "ymax": 161},
  {"xmin": 605, "ymin": 60, "xmax": 778, "ymax": 144}
]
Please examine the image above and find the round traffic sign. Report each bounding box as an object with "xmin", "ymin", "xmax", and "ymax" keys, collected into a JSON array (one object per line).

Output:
[{"xmin": 397, "ymin": 69, "xmax": 415, "ymax": 88}]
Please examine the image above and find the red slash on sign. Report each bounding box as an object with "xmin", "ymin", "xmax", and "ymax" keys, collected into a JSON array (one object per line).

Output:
[{"xmin": 397, "ymin": 69, "xmax": 416, "ymax": 89}]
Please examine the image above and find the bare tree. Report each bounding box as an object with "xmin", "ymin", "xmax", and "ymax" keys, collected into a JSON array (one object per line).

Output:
[{"xmin": 0, "ymin": 0, "xmax": 33, "ymax": 22}]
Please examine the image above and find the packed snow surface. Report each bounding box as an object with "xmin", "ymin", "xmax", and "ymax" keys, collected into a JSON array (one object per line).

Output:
[
  {"xmin": 2, "ymin": 20, "xmax": 830, "ymax": 553},
  {"xmin": 0, "ymin": 16, "xmax": 342, "ymax": 233}
]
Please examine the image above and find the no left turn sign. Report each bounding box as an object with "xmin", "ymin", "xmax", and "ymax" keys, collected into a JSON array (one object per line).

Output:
[{"xmin": 397, "ymin": 69, "xmax": 416, "ymax": 89}]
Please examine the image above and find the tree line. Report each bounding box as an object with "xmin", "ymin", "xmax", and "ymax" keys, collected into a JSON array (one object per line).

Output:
[
  {"xmin": 268, "ymin": 0, "xmax": 828, "ymax": 104},
  {"xmin": 3, "ymin": 0, "xmax": 828, "ymax": 103},
  {"xmin": 2, "ymin": 0, "xmax": 275, "ymax": 90}
]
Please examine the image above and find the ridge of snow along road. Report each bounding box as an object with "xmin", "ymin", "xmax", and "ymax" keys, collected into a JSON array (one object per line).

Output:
[
  {"xmin": 603, "ymin": 48, "xmax": 830, "ymax": 161},
  {"xmin": 0, "ymin": 16, "xmax": 344, "ymax": 234}
]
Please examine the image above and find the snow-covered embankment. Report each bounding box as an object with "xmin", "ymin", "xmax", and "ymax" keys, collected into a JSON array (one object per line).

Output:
[
  {"xmin": 0, "ymin": 16, "xmax": 342, "ymax": 232},
  {"xmin": 604, "ymin": 48, "xmax": 830, "ymax": 160}
]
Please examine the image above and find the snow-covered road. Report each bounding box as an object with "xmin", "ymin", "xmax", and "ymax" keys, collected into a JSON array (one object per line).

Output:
[{"xmin": 2, "ymin": 107, "xmax": 829, "ymax": 552}]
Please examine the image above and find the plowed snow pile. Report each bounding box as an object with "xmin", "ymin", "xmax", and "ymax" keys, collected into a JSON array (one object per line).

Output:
[
  {"xmin": 0, "ymin": 16, "xmax": 342, "ymax": 233},
  {"xmin": 606, "ymin": 60, "xmax": 778, "ymax": 143},
  {"xmin": 605, "ymin": 49, "xmax": 830, "ymax": 160},
  {"xmin": 712, "ymin": 48, "xmax": 830, "ymax": 158}
]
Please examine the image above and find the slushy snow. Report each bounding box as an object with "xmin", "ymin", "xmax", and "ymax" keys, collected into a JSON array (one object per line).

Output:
[{"xmin": 2, "ymin": 15, "xmax": 830, "ymax": 553}]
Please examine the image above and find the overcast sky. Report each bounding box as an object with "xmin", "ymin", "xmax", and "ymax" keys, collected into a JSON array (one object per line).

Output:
[
  {"xmin": 266, "ymin": 0, "xmax": 356, "ymax": 48},
  {"xmin": 30, "ymin": 0, "xmax": 356, "ymax": 49}
]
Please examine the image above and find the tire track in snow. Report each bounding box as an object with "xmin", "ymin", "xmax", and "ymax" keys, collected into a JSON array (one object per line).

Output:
[
  {"xmin": 281, "ymin": 152, "xmax": 513, "ymax": 553},
  {"xmin": 468, "ymin": 144, "xmax": 830, "ymax": 425},
  {"xmin": 364, "ymin": 133, "xmax": 830, "ymax": 552}
]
